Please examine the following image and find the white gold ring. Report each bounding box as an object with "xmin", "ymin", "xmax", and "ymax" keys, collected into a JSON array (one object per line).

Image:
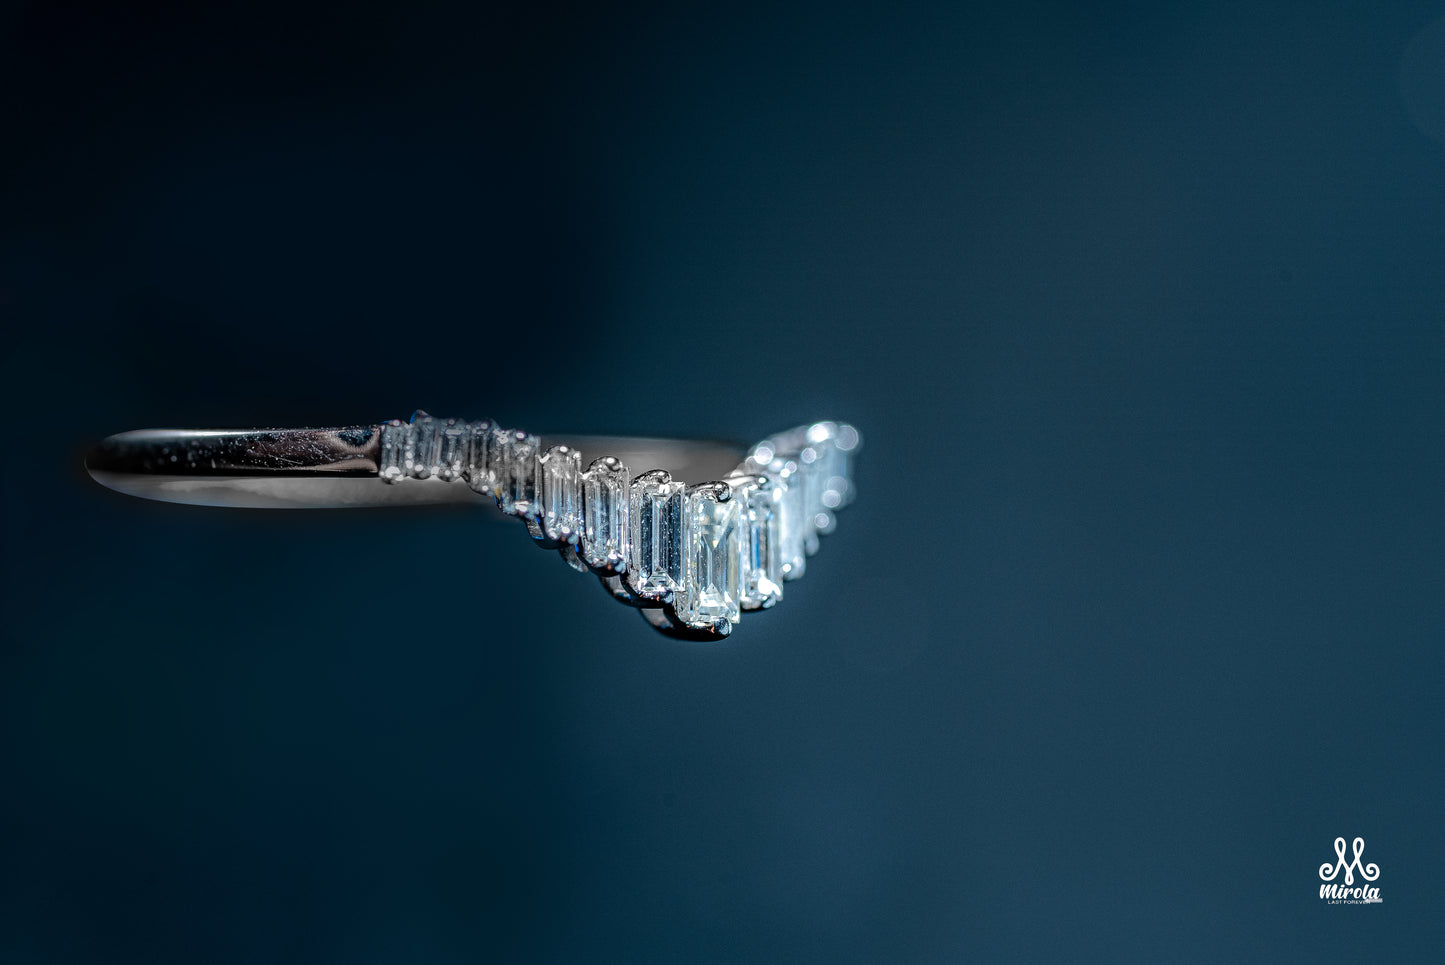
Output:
[{"xmin": 87, "ymin": 414, "xmax": 861, "ymax": 641}]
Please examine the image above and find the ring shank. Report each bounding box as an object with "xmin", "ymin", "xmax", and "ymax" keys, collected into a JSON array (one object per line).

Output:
[{"xmin": 86, "ymin": 428, "xmax": 747, "ymax": 509}]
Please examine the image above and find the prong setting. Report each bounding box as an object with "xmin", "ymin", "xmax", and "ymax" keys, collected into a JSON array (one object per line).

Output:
[{"xmin": 437, "ymin": 418, "xmax": 469, "ymax": 482}]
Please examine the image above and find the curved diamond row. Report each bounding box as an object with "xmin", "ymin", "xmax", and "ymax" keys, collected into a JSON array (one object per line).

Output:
[{"xmin": 377, "ymin": 414, "xmax": 860, "ymax": 640}]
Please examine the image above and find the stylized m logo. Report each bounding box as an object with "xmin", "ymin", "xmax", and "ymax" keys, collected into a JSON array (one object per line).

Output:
[{"xmin": 1319, "ymin": 837, "xmax": 1379, "ymax": 886}]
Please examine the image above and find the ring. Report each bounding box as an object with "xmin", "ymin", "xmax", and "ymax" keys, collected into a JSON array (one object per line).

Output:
[{"xmin": 86, "ymin": 414, "xmax": 861, "ymax": 641}]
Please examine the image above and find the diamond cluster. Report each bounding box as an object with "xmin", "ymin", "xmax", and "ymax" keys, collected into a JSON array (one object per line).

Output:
[{"xmin": 380, "ymin": 411, "xmax": 859, "ymax": 640}]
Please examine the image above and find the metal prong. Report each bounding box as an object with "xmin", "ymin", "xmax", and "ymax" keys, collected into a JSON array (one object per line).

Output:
[
  {"xmin": 691, "ymin": 480, "xmax": 732, "ymax": 502},
  {"xmin": 599, "ymin": 572, "xmax": 666, "ymax": 609},
  {"xmin": 588, "ymin": 455, "xmax": 624, "ymax": 473},
  {"xmin": 640, "ymin": 606, "xmax": 731, "ymax": 642},
  {"xmin": 525, "ymin": 517, "xmax": 561, "ymax": 548},
  {"xmin": 559, "ymin": 543, "xmax": 589, "ymax": 573}
]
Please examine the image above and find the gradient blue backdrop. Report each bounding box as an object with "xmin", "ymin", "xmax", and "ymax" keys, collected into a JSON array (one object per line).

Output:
[{"xmin": 3, "ymin": 1, "xmax": 1443, "ymax": 961}]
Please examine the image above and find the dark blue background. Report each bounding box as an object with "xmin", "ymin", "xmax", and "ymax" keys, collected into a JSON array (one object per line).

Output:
[{"xmin": 3, "ymin": 1, "xmax": 1443, "ymax": 961}]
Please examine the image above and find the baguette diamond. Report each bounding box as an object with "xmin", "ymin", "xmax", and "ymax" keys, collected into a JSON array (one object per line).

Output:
[
  {"xmin": 465, "ymin": 420, "xmax": 495, "ymax": 495},
  {"xmin": 437, "ymin": 418, "xmax": 468, "ymax": 482},
  {"xmin": 729, "ymin": 474, "xmax": 784, "ymax": 609},
  {"xmin": 772, "ymin": 459, "xmax": 809, "ymax": 579},
  {"xmin": 582, "ymin": 457, "xmax": 629, "ymax": 570},
  {"xmin": 379, "ymin": 419, "xmax": 407, "ymax": 482},
  {"xmin": 539, "ymin": 445, "xmax": 583, "ymax": 541},
  {"xmin": 498, "ymin": 430, "xmax": 539, "ymax": 518},
  {"xmin": 800, "ymin": 421, "xmax": 854, "ymax": 533},
  {"xmin": 408, "ymin": 413, "xmax": 441, "ymax": 479},
  {"xmin": 628, "ymin": 471, "xmax": 685, "ymax": 599},
  {"xmin": 679, "ymin": 484, "xmax": 741, "ymax": 626}
]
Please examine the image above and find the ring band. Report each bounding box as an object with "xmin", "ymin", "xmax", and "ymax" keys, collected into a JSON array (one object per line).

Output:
[
  {"xmin": 87, "ymin": 428, "xmax": 748, "ymax": 509},
  {"xmin": 86, "ymin": 413, "xmax": 860, "ymax": 641}
]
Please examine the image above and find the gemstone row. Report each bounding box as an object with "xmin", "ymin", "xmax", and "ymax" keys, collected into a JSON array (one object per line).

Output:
[
  {"xmin": 380, "ymin": 414, "xmax": 859, "ymax": 636},
  {"xmin": 379, "ymin": 412, "xmax": 504, "ymax": 490},
  {"xmin": 380, "ymin": 413, "xmax": 472, "ymax": 482}
]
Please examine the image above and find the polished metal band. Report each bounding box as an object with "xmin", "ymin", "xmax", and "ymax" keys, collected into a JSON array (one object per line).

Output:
[{"xmin": 87, "ymin": 427, "xmax": 746, "ymax": 510}]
